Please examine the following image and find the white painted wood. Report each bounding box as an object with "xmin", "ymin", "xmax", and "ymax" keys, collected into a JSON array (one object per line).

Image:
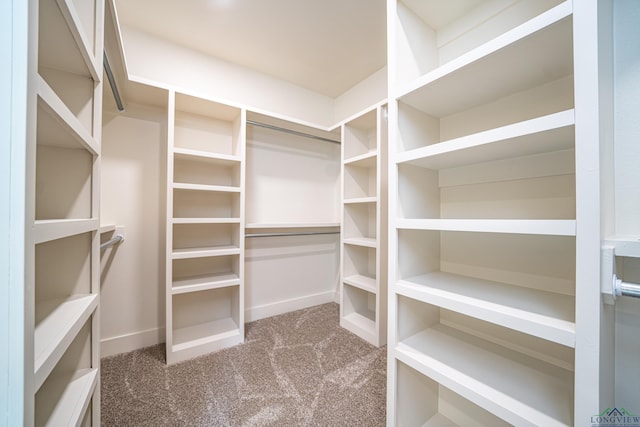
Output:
[
  {"xmin": 396, "ymin": 273, "xmax": 575, "ymax": 347},
  {"xmin": 166, "ymin": 92, "xmax": 245, "ymax": 364},
  {"xmin": 35, "ymin": 368, "xmax": 98, "ymax": 427},
  {"xmin": 36, "ymin": 76, "xmax": 98, "ymax": 155},
  {"xmin": 245, "ymin": 223, "xmax": 340, "ymax": 229},
  {"xmin": 33, "ymin": 295, "xmax": 98, "ymax": 391},
  {"xmin": 34, "ymin": 219, "xmax": 98, "ymax": 244},
  {"xmin": 340, "ymin": 105, "xmax": 388, "ymax": 347},
  {"xmin": 396, "ymin": 110, "xmax": 575, "ymax": 170},
  {"xmin": 23, "ymin": 0, "xmax": 104, "ymax": 423},
  {"xmin": 396, "ymin": 324, "xmax": 573, "ymax": 426},
  {"xmin": 397, "ymin": 219, "xmax": 576, "ymax": 236},
  {"xmin": 1, "ymin": 1, "xmax": 28, "ymax": 421},
  {"xmin": 385, "ymin": 1, "xmax": 616, "ymax": 424}
]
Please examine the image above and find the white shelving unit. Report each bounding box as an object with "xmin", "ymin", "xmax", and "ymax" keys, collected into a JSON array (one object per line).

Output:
[
  {"xmin": 340, "ymin": 105, "xmax": 388, "ymax": 347},
  {"xmin": 387, "ymin": 0, "xmax": 606, "ymax": 425},
  {"xmin": 166, "ymin": 91, "xmax": 245, "ymax": 364},
  {"xmin": 25, "ymin": 0, "xmax": 104, "ymax": 425}
]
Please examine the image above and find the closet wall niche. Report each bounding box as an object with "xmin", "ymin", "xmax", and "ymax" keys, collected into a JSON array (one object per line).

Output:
[{"xmin": 244, "ymin": 112, "xmax": 341, "ymax": 322}]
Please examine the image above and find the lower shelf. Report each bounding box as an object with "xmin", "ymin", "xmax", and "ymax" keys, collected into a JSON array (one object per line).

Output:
[
  {"xmin": 172, "ymin": 272, "xmax": 240, "ymax": 294},
  {"xmin": 395, "ymin": 361, "xmax": 511, "ymax": 427},
  {"xmin": 341, "ymin": 312, "xmax": 376, "ymax": 343},
  {"xmin": 173, "ymin": 317, "xmax": 241, "ymax": 352},
  {"xmin": 35, "ymin": 368, "xmax": 97, "ymax": 427},
  {"xmin": 34, "ymin": 294, "xmax": 98, "ymax": 390},
  {"xmin": 395, "ymin": 323, "xmax": 573, "ymax": 426}
]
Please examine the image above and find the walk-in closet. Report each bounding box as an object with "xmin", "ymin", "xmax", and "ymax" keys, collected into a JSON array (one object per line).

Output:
[{"xmin": 3, "ymin": 0, "xmax": 640, "ymax": 425}]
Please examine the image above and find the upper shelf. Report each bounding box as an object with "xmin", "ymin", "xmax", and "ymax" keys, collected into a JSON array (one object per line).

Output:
[
  {"xmin": 398, "ymin": 4, "xmax": 573, "ymax": 118},
  {"xmin": 396, "ymin": 219, "xmax": 577, "ymax": 236},
  {"xmin": 396, "ymin": 110, "xmax": 575, "ymax": 170},
  {"xmin": 39, "ymin": 0, "xmax": 100, "ymax": 81},
  {"xmin": 37, "ymin": 76, "xmax": 99, "ymax": 155}
]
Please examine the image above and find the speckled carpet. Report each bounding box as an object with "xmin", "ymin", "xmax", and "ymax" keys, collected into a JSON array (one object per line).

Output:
[{"xmin": 101, "ymin": 303, "xmax": 387, "ymax": 426}]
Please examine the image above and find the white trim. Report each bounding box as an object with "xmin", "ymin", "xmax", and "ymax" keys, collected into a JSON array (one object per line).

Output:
[
  {"xmin": 245, "ymin": 291, "xmax": 337, "ymax": 323},
  {"xmin": 1, "ymin": 0, "xmax": 28, "ymax": 424},
  {"xmin": 100, "ymin": 327, "xmax": 166, "ymax": 358}
]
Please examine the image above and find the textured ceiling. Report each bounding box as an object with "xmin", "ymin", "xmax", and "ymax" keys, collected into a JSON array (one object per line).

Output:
[{"xmin": 114, "ymin": 0, "xmax": 387, "ymax": 98}]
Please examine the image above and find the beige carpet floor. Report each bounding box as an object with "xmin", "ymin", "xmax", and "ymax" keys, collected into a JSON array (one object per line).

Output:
[{"xmin": 101, "ymin": 303, "xmax": 387, "ymax": 426}]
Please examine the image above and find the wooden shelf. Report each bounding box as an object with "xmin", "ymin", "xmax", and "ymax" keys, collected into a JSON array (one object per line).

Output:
[
  {"xmin": 344, "ymin": 197, "xmax": 377, "ymax": 204},
  {"xmin": 398, "ymin": 5, "xmax": 573, "ymax": 117},
  {"xmin": 34, "ymin": 219, "xmax": 98, "ymax": 244},
  {"xmin": 245, "ymin": 222, "xmax": 340, "ymax": 229},
  {"xmin": 396, "ymin": 324, "xmax": 573, "ymax": 426},
  {"xmin": 34, "ymin": 295, "xmax": 98, "ymax": 391},
  {"xmin": 343, "ymin": 274, "xmax": 377, "ymax": 294},
  {"xmin": 396, "ymin": 110, "xmax": 575, "ymax": 169},
  {"xmin": 39, "ymin": 0, "xmax": 100, "ymax": 81},
  {"xmin": 606, "ymin": 235, "xmax": 640, "ymax": 259},
  {"xmin": 173, "ymin": 183, "xmax": 241, "ymax": 193},
  {"xmin": 396, "ymin": 273, "xmax": 575, "ymax": 347},
  {"xmin": 172, "ymin": 318, "xmax": 241, "ymax": 352},
  {"xmin": 344, "ymin": 150, "xmax": 377, "ymax": 165},
  {"xmin": 172, "ymin": 273, "xmax": 240, "ymax": 295},
  {"xmin": 173, "ymin": 218, "xmax": 241, "ymax": 225},
  {"xmin": 172, "ymin": 245, "xmax": 240, "ymax": 259},
  {"xmin": 36, "ymin": 368, "xmax": 98, "ymax": 427},
  {"xmin": 344, "ymin": 237, "xmax": 377, "ymax": 248},
  {"xmin": 173, "ymin": 147, "xmax": 241, "ymax": 163},
  {"xmin": 396, "ymin": 219, "xmax": 576, "ymax": 236},
  {"xmin": 344, "ymin": 153, "xmax": 377, "ymax": 168},
  {"xmin": 341, "ymin": 311, "xmax": 376, "ymax": 343},
  {"xmin": 36, "ymin": 76, "xmax": 98, "ymax": 155}
]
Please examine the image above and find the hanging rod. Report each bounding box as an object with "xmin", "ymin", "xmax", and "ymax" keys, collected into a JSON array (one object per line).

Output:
[
  {"xmin": 247, "ymin": 120, "xmax": 341, "ymax": 144},
  {"xmin": 104, "ymin": 51, "xmax": 124, "ymax": 112},
  {"xmin": 613, "ymin": 275, "xmax": 640, "ymax": 298},
  {"xmin": 245, "ymin": 231, "xmax": 340, "ymax": 238},
  {"xmin": 100, "ymin": 234, "xmax": 124, "ymax": 251}
]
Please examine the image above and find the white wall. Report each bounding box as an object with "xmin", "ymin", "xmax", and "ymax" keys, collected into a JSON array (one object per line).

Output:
[
  {"xmin": 333, "ymin": 67, "xmax": 388, "ymax": 126},
  {"xmin": 120, "ymin": 26, "xmax": 337, "ymax": 129},
  {"xmin": 613, "ymin": 0, "xmax": 640, "ymax": 408},
  {"xmin": 100, "ymin": 102, "xmax": 167, "ymax": 357}
]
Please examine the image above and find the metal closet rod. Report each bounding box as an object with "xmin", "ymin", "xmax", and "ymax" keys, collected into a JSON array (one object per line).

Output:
[
  {"xmin": 246, "ymin": 120, "xmax": 341, "ymax": 144},
  {"xmin": 245, "ymin": 231, "xmax": 340, "ymax": 238},
  {"xmin": 614, "ymin": 275, "xmax": 640, "ymax": 299},
  {"xmin": 104, "ymin": 51, "xmax": 124, "ymax": 112},
  {"xmin": 100, "ymin": 234, "xmax": 124, "ymax": 251}
]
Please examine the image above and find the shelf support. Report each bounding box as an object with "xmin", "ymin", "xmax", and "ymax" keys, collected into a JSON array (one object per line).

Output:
[{"xmin": 601, "ymin": 245, "xmax": 640, "ymax": 303}]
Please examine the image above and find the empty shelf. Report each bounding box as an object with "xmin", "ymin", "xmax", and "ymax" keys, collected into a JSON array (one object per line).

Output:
[
  {"xmin": 172, "ymin": 245, "xmax": 240, "ymax": 259},
  {"xmin": 34, "ymin": 219, "xmax": 98, "ymax": 244},
  {"xmin": 172, "ymin": 272, "xmax": 240, "ymax": 294},
  {"xmin": 344, "ymin": 274, "xmax": 377, "ymax": 294},
  {"xmin": 344, "ymin": 237, "xmax": 377, "ymax": 248},
  {"xmin": 173, "ymin": 183, "xmax": 241, "ymax": 193},
  {"xmin": 396, "ymin": 324, "xmax": 573, "ymax": 426},
  {"xmin": 172, "ymin": 318, "xmax": 240, "ymax": 352},
  {"xmin": 34, "ymin": 294, "xmax": 98, "ymax": 391},
  {"xmin": 36, "ymin": 368, "xmax": 98, "ymax": 427},
  {"xmin": 396, "ymin": 219, "xmax": 576, "ymax": 236},
  {"xmin": 396, "ymin": 272, "xmax": 575, "ymax": 347}
]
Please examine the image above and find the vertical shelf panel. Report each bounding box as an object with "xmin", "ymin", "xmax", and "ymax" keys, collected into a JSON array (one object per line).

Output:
[
  {"xmin": 340, "ymin": 105, "xmax": 387, "ymax": 347},
  {"xmin": 166, "ymin": 92, "xmax": 245, "ymax": 364}
]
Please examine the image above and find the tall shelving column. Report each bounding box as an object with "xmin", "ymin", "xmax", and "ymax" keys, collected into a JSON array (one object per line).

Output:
[
  {"xmin": 340, "ymin": 105, "xmax": 388, "ymax": 347},
  {"xmin": 386, "ymin": 0, "xmax": 604, "ymax": 425},
  {"xmin": 166, "ymin": 91, "xmax": 245, "ymax": 365},
  {"xmin": 26, "ymin": 0, "xmax": 104, "ymax": 425}
]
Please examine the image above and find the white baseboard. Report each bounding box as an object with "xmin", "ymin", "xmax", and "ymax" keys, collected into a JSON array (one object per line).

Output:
[
  {"xmin": 101, "ymin": 292, "xmax": 339, "ymax": 356},
  {"xmin": 101, "ymin": 327, "xmax": 165, "ymax": 358},
  {"xmin": 245, "ymin": 290, "xmax": 338, "ymax": 322}
]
